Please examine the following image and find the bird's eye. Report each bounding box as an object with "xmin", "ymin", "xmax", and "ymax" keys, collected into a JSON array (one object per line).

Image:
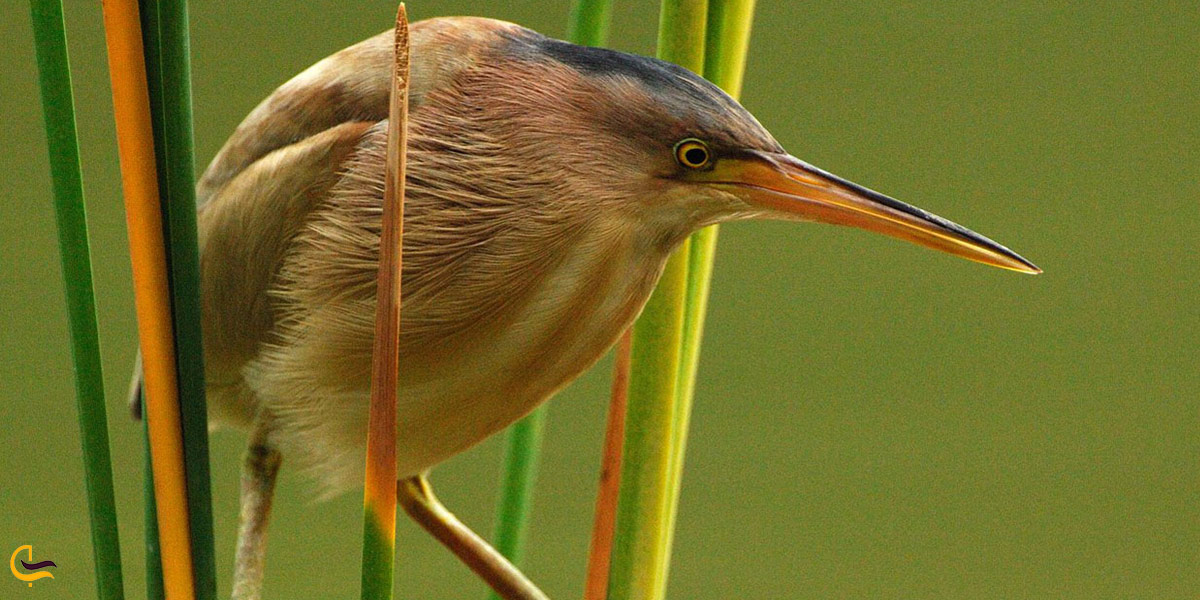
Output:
[{"xmin": 674, "ymin": 139, "xmax": 711, "ymax": 169}]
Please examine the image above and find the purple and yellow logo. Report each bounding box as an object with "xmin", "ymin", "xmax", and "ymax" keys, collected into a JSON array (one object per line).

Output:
[{"xmin": 9, "ymin": 545, "xmax": 56, "ymax": 588}]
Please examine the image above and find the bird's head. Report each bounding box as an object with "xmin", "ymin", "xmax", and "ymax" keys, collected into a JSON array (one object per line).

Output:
[
  {"xmin": 477, "ymin": 24, "xmax": 1039, "ymax": 274},
  {"xmin": 402, "ymin": 18, "xmax": 1037, "ymax": 273}
]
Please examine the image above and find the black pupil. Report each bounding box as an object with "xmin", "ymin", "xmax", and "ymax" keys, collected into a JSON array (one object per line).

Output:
[{"xmin": 683, "ymin": 146, "xmax": 708, "ymax": 166}]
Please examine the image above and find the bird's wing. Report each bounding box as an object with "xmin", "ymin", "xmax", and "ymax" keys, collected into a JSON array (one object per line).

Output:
[
  {"xmin": 198, "ymin": 120, "xmax": 374, "ymax": 392},
  {"xmin": 128, "ymin": 120, "xmax": 373, "ymax": 423}
]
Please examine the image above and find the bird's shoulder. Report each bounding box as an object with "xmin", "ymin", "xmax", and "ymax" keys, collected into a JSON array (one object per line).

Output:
[{"xmin": 197, "ymin": 17, "xmax": 527, "ymax": 203}]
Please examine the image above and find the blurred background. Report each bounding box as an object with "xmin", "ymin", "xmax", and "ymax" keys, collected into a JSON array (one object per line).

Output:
[{"xmin": 1, "ymin": 1, "xmax": 1196, "ymax": 598}]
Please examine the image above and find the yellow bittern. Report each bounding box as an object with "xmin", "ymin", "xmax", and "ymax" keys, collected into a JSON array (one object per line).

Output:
[{"xmin": 162, "ymin": 16, "xmax": 1038, "ymax": 600}]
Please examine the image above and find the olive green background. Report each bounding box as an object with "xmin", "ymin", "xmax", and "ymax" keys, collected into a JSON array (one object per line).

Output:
[{"xmin": 1, "ymin": 1, "xmax": 1196, "ymax": 598}]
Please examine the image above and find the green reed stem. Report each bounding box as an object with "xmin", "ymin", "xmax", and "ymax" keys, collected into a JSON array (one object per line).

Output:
[
  {"xmin": 28, "ymin": 1, "xmax": 126, "ymax": 598},
  {"xmin": 136, "ymin": 7, "xmax": 168, "ymax": 598},
  {"xmin": 360, "ymin": 511, "xmax": 394, "ymax": 600},
  {"xmin": 138, "ymin": 0, "xmax": 168, "ymax": 207},
  {"xmin": 143, "ymin": 404, "xmax": 166, "ymax": 600},
  {"xmin": 606, "ymin": 2, "xmax": 709, "ymax": 598},
  {"xmin": 662, "ymin": 0, "xmax": 757, "ymax": 558},
  {"xmin": 485, "ymin": 4, "xmax": 613, "ymax": 597},
  {"xmin": 490, "ymin": 408, "xmax": 546, "ymax": 568},
  {"xmin": 140, "ymin": 0, "xmax": 216, "ymax": 596}
]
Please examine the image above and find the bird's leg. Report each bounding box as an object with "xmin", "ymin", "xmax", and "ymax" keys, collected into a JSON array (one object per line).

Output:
[
  {"xmin": 231, "ymin": 416, "xmax": 282, "ymax": 600},
  {"xmin": 398, "ymin": 475, "xmax": 549, "ymax": 600}
]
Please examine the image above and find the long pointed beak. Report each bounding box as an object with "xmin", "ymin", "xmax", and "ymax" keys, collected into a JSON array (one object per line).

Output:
[{"xmin": 709, "ymin": 151, "xmax": 1040, "ymax": 274}]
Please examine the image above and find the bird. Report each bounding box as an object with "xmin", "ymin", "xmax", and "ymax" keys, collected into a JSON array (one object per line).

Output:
[{"xmin": 183, "ymin": 15, "xmax": 1039, "ymax": 600}]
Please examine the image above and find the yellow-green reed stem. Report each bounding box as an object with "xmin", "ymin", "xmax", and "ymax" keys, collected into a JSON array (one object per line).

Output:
[
  {"xmin": 662, "ymin": 0, "xmax": 757, "ymax": 558},
  {"xmin": 29, "ymin": 1, "xmax": 125, "ymax": 597},
  {"xmin": 486, "ymin": 3, "xmax": 612, "ymax": 596},
  {"xmin": 607, "ymin": 2, "xmax": 708, "ymax": 599},
  {"xmin": 567, "ymin": 0, "xmax": 613, "ymax": 47},
  {"xmin": 700, "ymin": 0, "xmax": 755, "ymax": 99},
  {"xmin": 140, "ymin": 0, "xmax": 217, "ymax": 596}
]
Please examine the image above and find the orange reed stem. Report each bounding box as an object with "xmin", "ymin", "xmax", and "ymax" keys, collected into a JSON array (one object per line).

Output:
[
  {"xmin": 361, "ymin": 6, "xmax": 409, "ymax": 598},
  {"xmin": 583, "ymin": 328, "xmax": 633, "ymax": 600}
]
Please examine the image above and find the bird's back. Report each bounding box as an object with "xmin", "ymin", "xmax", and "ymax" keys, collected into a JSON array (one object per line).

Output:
[{"xmin": 197, "ymin": 17, "xmax": 522, "ymax": 204}]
